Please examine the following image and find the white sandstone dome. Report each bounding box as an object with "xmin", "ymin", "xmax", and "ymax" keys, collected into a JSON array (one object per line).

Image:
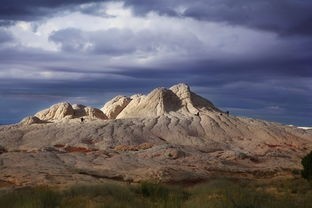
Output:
[
  {"xmin": 116, "ymin": 83, "xmax": 220, "ymax": 119},
  {"xmin": 34, "ymin": 102, "xmax": 107, "ymax": 122},
  {"xmin": 35, "ymin": 102, "xmax": 74, "ymax": 121},
  {"xmin": 101, "ymin": 96, "xmax": 131, "ymax": 119}
]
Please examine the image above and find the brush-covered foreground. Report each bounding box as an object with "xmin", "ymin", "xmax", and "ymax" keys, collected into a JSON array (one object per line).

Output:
[{"xmin": 0, "ymin": 178, "xmax": 312, "ymax": 208}]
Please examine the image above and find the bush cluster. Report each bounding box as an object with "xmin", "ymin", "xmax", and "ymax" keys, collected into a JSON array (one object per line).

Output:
[
  {"xmin": 1, "ymin": 178, "xmax": 312, "ymax": 208},
  {"xmin": 302, "ymin": 151, "xmax": 312, "ymax": 181}
]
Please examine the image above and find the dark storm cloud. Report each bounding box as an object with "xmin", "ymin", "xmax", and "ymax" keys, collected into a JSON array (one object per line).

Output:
[
  {"xmin": 183, "ymin": 0, "xmax": 312, "ymax": 36},
  {"xmin": 0, "ymin": 0, "xmax": 109, "ymax": 21},
  {"xmin": 1, "ymin": 0, "xmax": 312, "ymax": 36},
  {"xmin": 125, "ymin": 0, "xmax": 312, "ymax": 36}
]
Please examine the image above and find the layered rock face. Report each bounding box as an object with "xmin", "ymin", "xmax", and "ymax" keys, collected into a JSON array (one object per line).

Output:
[{"xmin": 0, "ymin": 83, "xmax": 312, "ymax": 186}]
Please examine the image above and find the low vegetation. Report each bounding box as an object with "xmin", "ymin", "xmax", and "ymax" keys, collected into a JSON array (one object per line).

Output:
[
  {"xmin": 0, "ymin": 178, "xmax": 312, "ymax": 208},
  {"xmin": 302, "ymin": 151, "xmax": 312, "ymax": 181}
]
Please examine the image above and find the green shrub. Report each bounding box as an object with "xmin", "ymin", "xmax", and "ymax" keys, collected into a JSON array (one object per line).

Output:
[
  {"xmin": 140, "ymin": 182, "xmax": 169, "ymax": 199},
  {"xmin": 301, "ymin": 151, "xmax": 312, "ymax": 181},
  {"xmin": 292, "ymin": 169, "xmax": 301, "ymax": 176},
  {"xmin": 138, "ymin": 182, "xmax": 188, "ymax": 208}
]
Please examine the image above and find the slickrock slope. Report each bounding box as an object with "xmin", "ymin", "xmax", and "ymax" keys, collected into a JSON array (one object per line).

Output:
[{"xmin": 0, "ymin": 83, "xmax": 311, "ymax": 186}]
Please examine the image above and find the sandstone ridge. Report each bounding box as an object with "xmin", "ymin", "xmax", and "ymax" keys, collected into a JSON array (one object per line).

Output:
[
  {"xmin": 30, "ymin": 102, "xmax": 107, "ymax": 123},
  {"xmin": 22, "ymin": 83, "xmax": 221, "ymax": 123},
  {"xmin": 0, "ymin": 83, "xmax": 311, "ymax": 186}
]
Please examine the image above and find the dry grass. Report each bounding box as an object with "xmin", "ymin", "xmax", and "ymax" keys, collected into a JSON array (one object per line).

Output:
[{"xmin": 0, "ymin": 178, "xmax": 312, "ymax": 208}]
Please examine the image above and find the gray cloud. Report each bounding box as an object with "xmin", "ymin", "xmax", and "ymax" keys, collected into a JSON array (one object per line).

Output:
[
  {"xmin": 0, "ymin": 0, "xmax": 109, "ymax": 21},
  {"xmin": 49, "ymin": 27, "xmax": 204, "ymax": 55},
  {"xmin": 125, "ymin": 0, "xmax": 312, "ymax": 36},
  {"xmin": 49, "ymin": 28, "xmax": 139, "ymax": 54},
  {"xmin": 184, "ymin": 0, "xmax": 312, "ymax": 36},
  {"xmin": 1, "ymin": 0, "xmax": 312, "ymax": 36},
  {"xmin": 0, "ymin": 29, "xmax": 14, "ymax": 43}
]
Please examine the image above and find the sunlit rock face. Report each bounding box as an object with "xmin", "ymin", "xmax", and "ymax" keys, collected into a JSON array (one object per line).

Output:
[
  {"xmin": 116, "ymin": 83, "xmax": 221, "ymax": 119},
  {"xmin": 35, "ymin": 102, "xmax": 75, "ymax": 121},
  {"xmin": 101, "ymin": 96, "xmax": 131, "ymax": 119},
  {"xmin": 32, "ymin": 102, "xmax": 107, "ymax": 122}
]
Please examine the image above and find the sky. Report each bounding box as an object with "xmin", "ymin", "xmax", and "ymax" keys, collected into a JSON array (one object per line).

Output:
[{"xmin": 0, "ymin": 0, "xmax": 311, "ymax": 126}]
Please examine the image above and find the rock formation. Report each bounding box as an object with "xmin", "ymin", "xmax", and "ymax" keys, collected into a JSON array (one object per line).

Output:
[
  {"xmin": 0, "ymin": 83, "xmax": 311, "ymax": 186},
  {"xmin": 33, "ymin": 102, "xmax": 107, "ymax": 122},
  {"xmin": 115, "ymin": 83, "xmax": 220, "ymax": 119},
  {"xmin": 101, "ymin": 96, "xmax": 131, "ymax": 119},
  {"xmin": 20, "ymin": 116, "xmax": 45, "ymax": 125},
  {"xmin": 73, "ymin": 104, "xmax": 107, "ymax": 120},
  {"xmin": 170, "ymin": 83, "xmax": 220, "ymax": 113},
  {"xmin": 35, "ymin": 102, "xmax": 74, "ymax": 121}
]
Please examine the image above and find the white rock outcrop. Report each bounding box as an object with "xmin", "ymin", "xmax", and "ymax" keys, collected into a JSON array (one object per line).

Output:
[
  {"xmin": 170, "ymin": 83, "xmax": 220, "ymax": 113},
  {"xmin": 84, "ymin": 106, "xmax": 107, "ymax": 120},
  {"xmin": 35, "ymin": 102, "xmax": 74, "ymax": 121},
  {"xmin": 101, "ymin": 96, "xmax": 131, "ymax": 119},
  {"xmin": 116, "ymin": 83, "xmax": 220, "ymax": 119},
  {"xmin": 73, "ymin": 104, "xmax": 107, "ymax": 119},
  {"xmin": 116, "ymin": 88, "xmax": 174, "ymax": 118},
  {"xmin": 35, "ymin": 102, "xmax": 107, "ymax": 121}
]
